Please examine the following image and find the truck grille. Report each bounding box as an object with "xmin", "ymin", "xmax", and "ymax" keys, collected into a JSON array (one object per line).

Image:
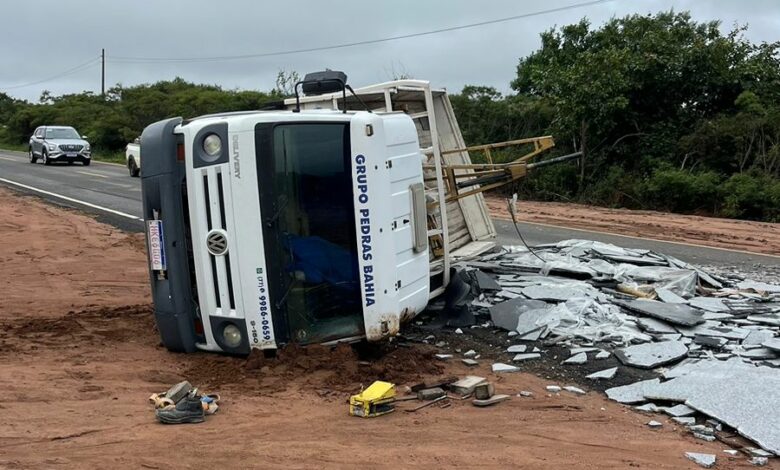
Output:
[
  {"xmin": 59, "ymin": 144, "xmax": 83, "ymax": 152},
  {"xmin": 196, "ymin": 167, "xmax": 236, "ymax": 313}
]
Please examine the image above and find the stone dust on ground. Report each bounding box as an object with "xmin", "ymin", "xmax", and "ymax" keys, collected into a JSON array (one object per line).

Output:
[{"xmin": 0, "ymin": 187, "xmax": 772, "ymax": 469}]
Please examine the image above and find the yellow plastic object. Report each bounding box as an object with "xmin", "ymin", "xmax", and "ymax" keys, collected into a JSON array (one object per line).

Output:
[{"xmin": 349, "ymin": 381, "xmax": 396, "ymax": 418}]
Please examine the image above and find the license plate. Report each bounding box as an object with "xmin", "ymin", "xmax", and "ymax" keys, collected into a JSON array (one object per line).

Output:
[
  {"xmin": 147, "ymin": 220, "xmax": 167, "ymax": 271},
  {"xmin": 67, "ymin": 153, "xmax": 77, "ymax": 157}
]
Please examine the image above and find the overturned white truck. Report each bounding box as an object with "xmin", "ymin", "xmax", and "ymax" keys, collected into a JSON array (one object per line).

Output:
[{"xmin": 141, "ymin": 71, "xmax": 569, "ymax": 354}]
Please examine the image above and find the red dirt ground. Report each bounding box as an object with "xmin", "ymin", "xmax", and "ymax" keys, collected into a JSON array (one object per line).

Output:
[{"xmin": 0, "ymin": 188, "xmax": 773, "ymax": 469}]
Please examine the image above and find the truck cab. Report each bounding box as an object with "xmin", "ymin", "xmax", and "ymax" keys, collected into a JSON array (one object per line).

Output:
[{"xmin": 142, "ymin": 107, "xmax": 433, "ymax": 353}]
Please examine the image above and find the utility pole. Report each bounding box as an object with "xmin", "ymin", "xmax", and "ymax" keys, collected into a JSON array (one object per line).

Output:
[{"xmin": 101, "ymin": 48, "xmax": 105, "ymax": 97}]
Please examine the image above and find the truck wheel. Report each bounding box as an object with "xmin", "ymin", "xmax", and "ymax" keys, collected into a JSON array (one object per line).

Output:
[
  {"xmin": 29, "ymin": 148, "xmax": 37, "ymax": 164},
  {"xmin": 42, "ymin": 150, "xmax": 51, "ymax": 165},
  {"xmin": 82, "ymin": 159, "xmax": 90, "ymax": 166},
  {"xmin": 128, "ymin": 157, "xmax": 140, "ymax": 177}
]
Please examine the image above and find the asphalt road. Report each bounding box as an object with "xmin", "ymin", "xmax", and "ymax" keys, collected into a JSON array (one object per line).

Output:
[{"xmin": 1, "ymin": 148, "xmax": 777, "ymax": 269}]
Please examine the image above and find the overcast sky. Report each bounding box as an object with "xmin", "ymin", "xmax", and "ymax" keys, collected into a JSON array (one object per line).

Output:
[{"xmin": 1, "ymin": 0, "xmax": 778, "ymax": 102}]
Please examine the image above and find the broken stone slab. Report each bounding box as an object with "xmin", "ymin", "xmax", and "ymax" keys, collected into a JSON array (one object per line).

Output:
[
  {"xmin": 463, "ymin": 349, "xmax": 477, "ymax": 358},
  {"xmin": 643, "ymin": 358, "xmax": 780, "ymax": 455},
  {"xmin": 605, "ymin": 378, "xmax": 661, "ymax": 404},
  {"xmin": 750, "ymin": 456, "xmax": 769, "ymax": 466},
  {"xmin": 656, "ymin": 288, "xmax": 687, "ymax": 304},
  {"xmin": 647, "ymin": 420, "xmax": 663, "ymax": 428},
  {"xmin": 693, "ymin": 432, "xmax": 716, "ymax": 442},
  {"xmin": 738, "ymin": 348, "xmax": 778, "ymax": 360},
  {"xmin": 435, "ymin": 354, "xmax": 453, "ymax": 361},
  {"xmin": 672, "ymin": 416, "xmax": 696, "ymax": 425},
  {"xmin": 545, "ymin": 385, "xmax": 562, "ymax": 393},
  {"xmin": 449, "ymin": 376, "xmax": 487, "ymax": 396},
  {"xmin": 738, "ymin": 280, "xmax": 780, "ymax": 294},
  {"xmin": 474, "ymin": 382, "xmax": 495, "ymax": 400},
  {"xmin": 614, "ymin": 299, "xmax": 705, "ymax": 326},
  {"xmin": 743, "ymin": 330, "xmax": 775, "ymax": 346},
  {"xmin": 587, "ymin": 367, "xmax": 618, "ymax": 380},
  {"xmin": 488, "ymin": 298, "xmax": 548, "ymax": 331},
  {"xmin": 635, "ymin": 316, "xmax": 678, "ymax": 334},
  {"xmin": 689, "ymin": 297, "xmax": 729, "ymax": 313},
  {"xmin": 694, "ymin": 335, "xmax": 728, "ymax": 348},
  {"xmin": 521, "ymin": 285, "xmax": 589, "ymax": 302},
  {"xmin": 492, "ymin": 363, "xmax": 520, "ymax": 373},
  {"xmin": 506, "ymin": 345, "xmax": 527, "ymax": 353},
  {"xmin": 635, "ymin": 403, "xmax": 660, "ymax": 412},
  {"xmin": 472, "ymin": 394, "xmax": 510, "ymax": 407},
  {"xmin": 475, "ymin": 270, "xmax": 501, "ymax": 291},
  {"xmin": 595, "ymin": 350, "xmax": 611, "ymax": 360},
  {"xmin": 664, "ymin": 404, "xmax": 696, "ymax": 417},
  {"xmin": 614, "ymin": 341, "xmax": 688, "ymax": 369},
  {"xmin": 677, "ymin": 325, "xmax": 751, "ymax": 341},
  {"xmin": 685, "ymin": 452, "xmax": 716, "ymax": 468},
  {"xmin": 461, "ymin": 358, "xmax": 479, "ymax": 367},
  {"xmin": 562, "ymin": 352, "xmax": 588, "ymax": 365},
  {"xmin": 763, "ymin": 338, "xmax": 780, "ymax": 352},
  {"xmin": 512, "ymin": 353, "xmax": 541, "ymax": 362},
  {"xmin": 563, "ymin": 386, "xmax": 586, "ymax": 395},
  {"xmin": 569, "ymin": 347, "xmax": 599, "ymax": 355}
]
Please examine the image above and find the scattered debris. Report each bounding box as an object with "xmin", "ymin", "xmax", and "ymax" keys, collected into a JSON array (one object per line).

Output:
[
  {"xmin": 563, "ymin": 352, "xmax": 588, "ymax": 365},
  {"xmin": 606, "ymin": 379, "xmax": 661, "ymax": 404},
  {"xmin": 663, "ymin": 404, "xmax": 696, "ymax": 417},
  {"xmin": 506, "ymin": 345, "xmax": 527, "ymax": 353},
  {"xmin": 685, "ymin": 452, "xmax": 716, "ymax": 468},
  {"xmin": 349, "ymin": 381, "xmax": 396, "ymax": 418},
  {"xmin": 492, "ymin": 363, "xmax": 520, "ymax": 373},
  {"xmin": 512, "ymin": 353, "xmax": 541, "ymax": 362},
  {"xmin": 586, "ymin": 367, "xmax": 618, "ymax": 380},
  {"xmin": 518, "ymin": 391, "xmax": 534, "ymax": 397},
  {"xmin": 474, "ymin": 382, "xmax": 495, "ymax": 400},
  {"xmin": 564, "ymin": 386, "xmax": 586, "ymax": 395},
  {"xmin": 449, "ymin": 376, "xmax": 487, "ymax": 396},
  {"xmin": 751, "ymin": 456, "xmax": 769, "ymax": 466},
  {"xmin": 417, "ymin": 387, "xmax": 446, "ymax": 401},
  {"xmin": 461, "ymin": 358, "xmax": 479, "ymax": 367},
  {"xmin": 647, "ymin": 420, "xmax": 663, "ymax": 428},
  {"xmin": 473, "ymin": 394, "xmax": 510, "ymax": 407},
  {"xmin": 435, "ymin": 354, "xmax": 453, "ymax": 361},
  {"xmin": 545, "ymin": 385, "xmax": 562, "ymax": 393},
  {"xmin": 463, "ymin": 349, "xmax": 477, "ymax": 358},
  {"xmin": 672, "ymin": 417, "xmax": 696, "ymax": 425}
]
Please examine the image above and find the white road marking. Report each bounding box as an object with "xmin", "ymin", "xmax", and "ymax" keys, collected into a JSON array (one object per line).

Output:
[
  {"xmin": 0, "ymin": 156, "xmax": 19, "ymax": 161},
  {"xmin": 0, "ymin": 177, "xmax": 142, "ymax": 221},
  {"xmin": 77, "ymin": 170, "xmax": 109, "ymax": 179}
]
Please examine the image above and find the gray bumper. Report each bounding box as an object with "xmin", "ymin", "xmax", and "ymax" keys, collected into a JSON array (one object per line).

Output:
[{"xmin": 140, "ymin": 117, "xmax": 199, "ymax": 353}]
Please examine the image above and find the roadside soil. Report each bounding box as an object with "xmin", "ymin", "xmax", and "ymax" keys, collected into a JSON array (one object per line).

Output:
[
  {"xmin": 486, "ymin": 196, "xmax": 780, "ymax": 256},
  {"xmin": 0, "ymin": 187, "xmax": 773, "ymax": 469}
]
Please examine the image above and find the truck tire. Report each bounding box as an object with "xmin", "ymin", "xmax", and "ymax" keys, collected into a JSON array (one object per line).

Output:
[
  {"xmin": 128, "ymin": 156, "xmax": 140, "ymax": 177},
  {"xmin": 82, "ymin": 159, "xmax": 90, "ymax": 166},
  {"xmin": 29, "ymin": 148, "xmax": 37, "ymax": 164}
]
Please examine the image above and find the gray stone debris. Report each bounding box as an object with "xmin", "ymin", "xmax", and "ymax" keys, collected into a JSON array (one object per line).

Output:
[
  {"xmin": 744, "ymin": 330, "xmax": 775, "ymax": 346},
  {"xmin": 518, "ymin": 390, "xmax": 534, "ymax": 397},
  {"xmin": 546, "ymin": 385, "xmax": 562, "ymax": 393},
  {"xmin": 635, "ymin": 403, "xmax": 659, "ymax": 412},
  {"xmin": 615, "ymin": 299, "xmax": 705, "ymax": 326},
  {"xmin": 685, "ymin": 452, "xmax": 716, "ymax": 468},
  {"xmin": 463, "ymin": 349, "xmax": 477, "ymax": 358},
  {"xmin": 586, "ymin": 367, "xmax": 618, "ymax": 380},
  {"xmin": 635, "ymin": 316, "xmax": 677, "ymax": 334},
  {"xmin": 606, "ymin": 378, "xmax": 661, "ymax": 404},
  {"xmin": 521, "ymin": 285, "xmax": 588, "ymax": 302},
  {"xmin": 763, "ymin": 338, "xmax": 780, "ymax": 352},
  {"xmin": 506, "ymin": 345, "xmax": 527, "ymax": 353},
  {"xmin": 689, "ymin": 297, "xmax": 728, "ymax": 313},
  {"xmin": 672, "ymin": 416, "xmax": 696, "ymax": 425},
  {"xmin": 512, "ymin": 353, "xmax": 541, "ymax": 362},
  {"xmin": 475, "ymin": 270, "xmax": 500, "ymax": 291},
  {"xmin": 462, "ymin": 358, "xmax": 479, "ymax": 367},
  {"xmin": 693, "ymin": 433, "xmax": 716, "ymax": 442},
  {"xmin": 723, "ymin": 449, "xmax": 739, "ymax": 456},
  {"xmin": 449, "ymin": 376, "xmax": 487, "ymax": 396},
  {"xmin": 491, "ymin": 363, "xmax": 520, "ymax": 373},
  {"xmin": 563, "ymin": 352, "xmax": 588, "ymax": 365},
  {"xmin": 595, "ymin": 350, "xmax": 611, "ymax": 360},
  {"xmin": 563, "ymin": 386, "xmax": 586, "ymax": 395},
  {"xmin": 647, "ymin": 420, "xmax": 663, "ymax": 428},
  {"xmin": 614, "ymin": 341, "xmax": 688, "ymax": 369},
  {"xmin": 664, "ymin": 404, "xmax": 696, "ymax": 417},
  {"xmin": 435, "ymin": 354, "xmax": 453, "ymax": 360},
  {"xmin": 656, "ymin": 288, "xmax": 687, "ymax": 304},
  {"xmin": 750, "ymin": 457, "xmax": 769, "ymax": 466},
  {"xmin": 569, "ymin": 347, "xmax": 599, "ymax": 355}
]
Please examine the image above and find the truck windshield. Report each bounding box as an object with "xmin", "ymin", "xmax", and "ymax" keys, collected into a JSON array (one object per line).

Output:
[{"xmin": 255, "ymin": 122, "xmax": 364, "ymax": 344}]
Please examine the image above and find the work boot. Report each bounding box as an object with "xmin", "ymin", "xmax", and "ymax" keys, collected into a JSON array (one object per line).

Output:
[{"xmin": 155, "ymin": 393, "xmax": 205, "ymax": 424}]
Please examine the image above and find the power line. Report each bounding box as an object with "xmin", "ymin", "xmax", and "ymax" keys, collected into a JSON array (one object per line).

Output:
[
  {"xmin": 109, "ymin": 0, "xmax": 612, "ymax": 64},
  {"xmin": 0, "ymin": 57, "xmax": 101, "ymax": 91}
]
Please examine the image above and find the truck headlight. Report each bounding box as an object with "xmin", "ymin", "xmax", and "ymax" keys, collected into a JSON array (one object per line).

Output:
[
  {"xmin": 203, "ymin": 134, "xmax": 222, "ymax": 157},
  {"xmin": 222, "ymin": 324, "xmax": 242, "ymax": 348}
]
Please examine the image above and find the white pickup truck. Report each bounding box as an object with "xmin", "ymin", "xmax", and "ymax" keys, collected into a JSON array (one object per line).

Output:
[{"xmin": 125, "ymin": 137, "xmax": 141, "ymax": 177}]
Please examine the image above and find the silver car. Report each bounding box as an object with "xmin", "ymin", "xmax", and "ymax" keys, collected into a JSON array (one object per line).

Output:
[{"xmin": 29, "ymin": 126, "xmax": 91, "ymax": 166}]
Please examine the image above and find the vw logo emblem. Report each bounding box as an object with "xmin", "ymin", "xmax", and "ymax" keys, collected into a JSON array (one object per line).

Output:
[{"xmin": 206, "ymin": 230, "xmax": 228, "ymax": 256}]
